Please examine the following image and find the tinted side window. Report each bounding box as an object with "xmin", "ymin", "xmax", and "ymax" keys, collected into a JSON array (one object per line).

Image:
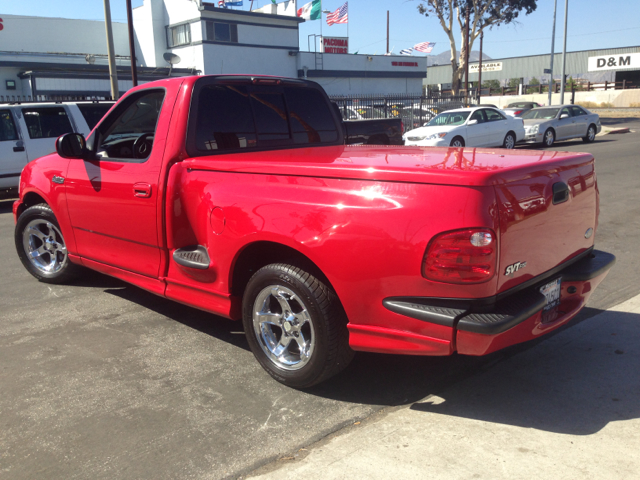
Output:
[
  {"xmin": 560, "ymin": 107, "xmax": 572, "ymax": 118},
  {"xmin": 196, "ymin": 85, "xmax": 257, "ymax": 151},
  {"xmin": 470, "ymin": 110, "xmax": 485, "ymax": 123},
  {"xmin": 485, "ymin": 109, "xmax": 506, "ymax": 121},
  {"xmin": 285, "ymin": 87, "xmax": 338, "ymax": 144},
  {"xmin": 251, "ymin": 93, "xmax": 290, "ymax": 142},
  {"xmin": 22, "ymin": 107, "xmax": 72, "ymax": 139},
  {"xmin": 571, "ymin": 106, "xmax": 587, "ymax": 116},
  {"xmin": 98, "ymin": 90, "xmax": 165, "ymax": 161},
  {"xmin": 77, "ymin": 103, "xmax": 113, "ymax": 130},
  {"xmin": 0, "ymin": 110, "xmax": 18, "ymax": 142}
]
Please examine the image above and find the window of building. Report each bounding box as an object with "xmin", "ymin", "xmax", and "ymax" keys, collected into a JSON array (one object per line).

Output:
[
  {"xmin": 22, "ymin": 107, "xmax": 73, "ymax": 139},
  {"xmin": 205, "ymin": 21, "xmax": 238, "ymax": 43},
  {"xmin": 168, "ymin": 24, "xmax": 191, "ymax": 47}
]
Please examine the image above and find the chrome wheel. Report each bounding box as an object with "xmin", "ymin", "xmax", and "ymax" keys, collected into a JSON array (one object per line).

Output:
[
  {"xmin": 450, "ymin": 138, "xmax": 464, "ymax": 147},
  {"xmin": 504, "ymin": 133, "xmax": 516, "ymax": 149},
  {"xmin": 22, "ymin": 219, "xmax": 68, "ymax": 275},
  {"xmin": 544, "ymin": 129, "xmax": 555, "ymax": 147},
  {"xmin": 252, "ymin": 285, "xmax": 315, "ymax": 371},
  {"xmin": 588, "ymin": 126, "xmax": 596, "ymax": 141}
]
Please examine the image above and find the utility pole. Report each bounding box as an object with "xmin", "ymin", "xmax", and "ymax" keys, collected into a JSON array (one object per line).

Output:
[
  {"xmin": 386, "ymin": 11, "xmax": 389, "ymax": 55},
  {"xmin": 477, "ymin": 31, "xmax": 483, "ymax": 103},
  {"xmin": 464, "ymin": 5, "xmax": 470, "ymax": 104},
  {"xmin": 559, "ymin": 0, "xmax": 569, "ymax": 104},
  {"xmin": 548, "ymin": 0, "xmax": 557, "ymax": 106},
  {"xmin": 126, "ymin": 0, "xmax": 138, "ymax": 87},
  {"xmin": 103, "ymin": 0, "xmax": 119, "ymax": 100}
]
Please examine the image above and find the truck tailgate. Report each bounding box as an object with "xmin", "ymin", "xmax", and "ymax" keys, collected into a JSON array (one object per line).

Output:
[{"xmin": 495, "ymin": 153, "xmax": 597, "ymax": 293}]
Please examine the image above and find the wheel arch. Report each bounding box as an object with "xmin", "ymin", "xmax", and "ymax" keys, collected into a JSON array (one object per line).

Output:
[
  {"xmin": 230, "ymin": 240, "xmax": 335, "ymax": 299},
  {"xmin": 16, "ymin": 190, "xmax": 49, "ymax": 218}
]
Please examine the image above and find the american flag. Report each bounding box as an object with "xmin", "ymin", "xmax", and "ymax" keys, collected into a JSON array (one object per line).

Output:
[
  {"xmin": 399, "ymin": 48, "xmax": 414, "ymax": 56},
  {"xmin": 413, "ymin": 42, "xmax": 436, "ymax": 53},
  {"xmin": 326, "ymin": 2, "xmax": 348, "ymax": 26}
]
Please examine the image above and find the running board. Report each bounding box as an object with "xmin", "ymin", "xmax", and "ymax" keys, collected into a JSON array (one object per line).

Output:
[{"xmin": 173, "ymin": 246, "xmax": 210, "ymax": 270}]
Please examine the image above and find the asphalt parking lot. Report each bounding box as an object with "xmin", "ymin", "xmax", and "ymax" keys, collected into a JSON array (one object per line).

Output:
[{"xmin": 1, "ymin": 120, "xmax": 638, "ymax": 479}]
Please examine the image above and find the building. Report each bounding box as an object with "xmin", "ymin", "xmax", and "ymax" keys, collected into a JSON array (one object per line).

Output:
[
  {"xmin": 426, "ymin": 46, "xmax": 640, "ymax": 90},
  {"xmin": 0, "ymin": 0, "xmax": 427, "ymax": 101}
]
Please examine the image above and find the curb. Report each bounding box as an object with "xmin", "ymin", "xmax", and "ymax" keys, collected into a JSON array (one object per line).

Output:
[{"xmin": 598, "ymin": 127, "xmax": 631, "ymax": 136}]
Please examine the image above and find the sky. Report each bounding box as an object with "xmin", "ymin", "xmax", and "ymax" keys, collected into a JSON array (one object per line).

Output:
[{"xmin": 1, "ymin": 0, "xmax": 639, "ymax": 59}]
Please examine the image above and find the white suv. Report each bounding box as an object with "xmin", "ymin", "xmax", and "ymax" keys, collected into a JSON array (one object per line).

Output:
[{"xmin": 0, "ymin": 102, "xmax": 113, "ymax": 197}]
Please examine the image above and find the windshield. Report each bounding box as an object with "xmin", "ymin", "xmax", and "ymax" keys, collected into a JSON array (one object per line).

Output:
[
  {"xmin": 427, "ymin": 111, "xmax": 470, "ymax": 126},
  {"xmin": 522, "ymin": 108, "xmax": 559, "ymax": 120}
]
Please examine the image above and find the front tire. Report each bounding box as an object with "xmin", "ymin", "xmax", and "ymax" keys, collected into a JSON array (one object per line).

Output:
[
  {"xmin": 503, "ymin": 132, "xmax": 516, "ymax": 149},
  {"xmin": 450, "ymin": 136, "xmax": 465, "ymax": 147},
  {"xmin": 15, "ymin": 204, "xmax": 79, "ymax": 284},
  {"xmin": 583, "ymin": 124, "xmax": 597, "ymax": 143},
  {"xmin": 242, "ymin": 263, "xmax": 353, "ymax": 388},
  {"xmin": 543, "ymin": 128, "xmax": 555, "ymax": 147}
]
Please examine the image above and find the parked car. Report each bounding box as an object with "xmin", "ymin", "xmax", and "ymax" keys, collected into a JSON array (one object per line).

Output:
[
  {"xmin": 0, "ymin": 101, "xmax": 114, "ymax": 197},
  {"xmin": 332, "ymin": 104, "xmax": 403, "ymax": 145},
  {"xmin": 521, "ymin": 105, "xmax": 601, "ymax": 147},
  {"xmin": 400, "ymin": 106, "xmax": 437, "ymax": 131},
  {"xmin": 403, "ymin": 106, "xmax": 525, "ymax": 148},
  {"xmin": 13, "ymin": 75, "xmax": 614, "ymax": 388},
  {"xmin": 503, "ymin": 102, "xmax": 542, "ymax": 117}
]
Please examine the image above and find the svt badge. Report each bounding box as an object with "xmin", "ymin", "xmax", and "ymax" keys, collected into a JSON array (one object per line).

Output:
[{"xmin": 505, "ymin": 261, "xmax": 527, "ymax": 276}]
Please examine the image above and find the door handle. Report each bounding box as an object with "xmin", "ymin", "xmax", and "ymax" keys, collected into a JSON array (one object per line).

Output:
[
  {"xmin": 133, "ymin": 183, "xmax": 152, "ymax": 198},
  {"xmin": 13, "ymin": 146, "xmax": 25, "ymax": 152}
]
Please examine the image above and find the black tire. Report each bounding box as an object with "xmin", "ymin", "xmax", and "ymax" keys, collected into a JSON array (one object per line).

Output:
[
  {"xmin": 450, "ymin": 136, "xmax": 465, "ymax": 147},
  {"xmin": 15, "ymin": 204, "xmax": 80, "ymax": 284},
  {"xmin": 543, "ymin": 128, "xmax": 555, "ymax": 147},
  {"xmin": 242, "ymin": 263, "xmax": 353, "ymax": 388},
  {"xmin": 503, "ymin": 132, "xmax": 516, "ymax": 149},
  {"xmin": 583, "ymin": 124, "xmax": 597, "ymax": 143}
]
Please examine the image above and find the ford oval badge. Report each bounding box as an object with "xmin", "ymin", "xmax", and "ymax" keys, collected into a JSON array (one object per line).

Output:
[{"xmin": 585, "ymin": 228, "xmax": 594, "ymax": 239}]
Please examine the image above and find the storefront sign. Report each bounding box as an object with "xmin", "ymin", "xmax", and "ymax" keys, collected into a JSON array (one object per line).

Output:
[
  {"xmin": 322, "ymin": 37, "xmax": 348, "ymax": 54},
  {"xmin": 469, "ymin": 62, "xmax": 503, "ymax": 72},
  {"xmin": 392, "ymin": 61, "xmax": 418, "ymax": 67},
  {"xmin": 588, "ymin": 52, "xmax": 640, "ymax": 72}
]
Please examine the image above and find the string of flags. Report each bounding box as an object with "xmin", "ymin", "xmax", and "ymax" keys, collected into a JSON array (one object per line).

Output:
[{"xmin": 400, "ymin": 42, "xmax": 436, "ymax": 55}]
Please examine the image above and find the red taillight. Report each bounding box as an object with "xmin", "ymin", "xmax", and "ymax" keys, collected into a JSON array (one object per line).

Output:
[
  {"xmin": 515, "ymin": 110, "xmax": 523, "ymax": 115},
  {"xmin": 422, "ymin": 228, "xmax": 497, "ymax": 284},
  {"xmin": 401, "ymin": 120, "xmax": 405, "ymax": 132}
]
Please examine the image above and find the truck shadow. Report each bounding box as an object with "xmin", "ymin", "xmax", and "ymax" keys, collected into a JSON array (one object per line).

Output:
[{"xmin": 308, "ymin": 307, "xmax": 640, "ymax": 435}]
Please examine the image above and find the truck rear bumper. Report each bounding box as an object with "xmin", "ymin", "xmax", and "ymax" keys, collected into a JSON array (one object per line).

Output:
[{"xmin": 381, "ymin": 249, "xmax": 615, "ymax": 356}]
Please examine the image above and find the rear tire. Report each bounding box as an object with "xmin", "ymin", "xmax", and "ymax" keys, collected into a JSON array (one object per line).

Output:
[
  {"xmin": 543, "ymin": 128, "xmax": 555, "ymax": 147},
  {"xmin": 503, "ymin": 132, "xmax": 516, "ymax": 149},
  {"xmin": 450, "ymin": 136, "xmax": 465, "ymax": 147},
  {"xmin": 583, "ymin": 124, "xmax": 597, "ymax": 143},
  {"xmin": 242, "ymin": 263, "xmax": 353, "ymax": 388},
  {"xmin": 15, "ymin": 204, "xmax": 80, "ymax": 284}
]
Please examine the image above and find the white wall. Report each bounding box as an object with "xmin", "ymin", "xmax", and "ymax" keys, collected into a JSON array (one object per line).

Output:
[
  {"xmin": 0, "ymin": 14, "xmax": 129, "ymax": 56},
  {"xmin": 201, "ymin": 44, "xmax": 297, "ymax": 76},
  {"xmin": 312, "ymin": 77, "xmax": 425, "ymax": 96},
  {"xmin": 237, "ymin": 24, "xmax": 297, "ymax": 48},
  {"xmin": 482, "ymin": 89, "xmax": 640, "ymax": 108}
]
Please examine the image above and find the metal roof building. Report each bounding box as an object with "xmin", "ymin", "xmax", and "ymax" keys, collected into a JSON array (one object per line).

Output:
[{"xmin": 426, "ymin": 46, "xmax": 640, "ymax": 88}]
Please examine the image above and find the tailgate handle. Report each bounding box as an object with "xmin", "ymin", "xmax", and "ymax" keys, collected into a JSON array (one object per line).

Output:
[{"xmin": 552, "ymin": 182, "xmax": 569, "ymax": 205}]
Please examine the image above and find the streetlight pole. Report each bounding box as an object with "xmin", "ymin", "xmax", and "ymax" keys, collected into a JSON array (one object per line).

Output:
[
  {"xmin": 559, "ymin": 0, "xmax": 569, "ymax": 104},
  {"xmin": 548, "ymin": 0, "xmax": 557, "ymax": 106},
  {"xmin": 477, "ymin": 31, "xmax": 483, "ymax": 103},
  {"xmin": 103, "ymin": 0, "xmax": 119, "ymax": 100},
  {"xmin": 126, "ymin": 0, "xmax": 138, "ymax": 87}
]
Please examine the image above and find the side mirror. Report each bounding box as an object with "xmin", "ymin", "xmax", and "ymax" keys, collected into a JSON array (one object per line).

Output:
[
  {"xmin": 56, "ymin": 133, "xmax": 86, "ymax": 159},
  {"xmin": 467, "ymin": 119, "xmax": 478, "ymax": 125},
  {"xmin": 560, "ymin": 113, "xmax": 570, "ymax": 119}
]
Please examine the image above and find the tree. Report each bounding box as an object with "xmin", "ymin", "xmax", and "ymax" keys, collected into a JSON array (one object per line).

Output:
[
  {"xmin": 482, "ymin": 79, "xmax": 500, "ymax": 92},
  {"xmin": 417, "ymin": 0, "xmax": 538, "ymax": 94},
  {"xmin": 529, "ymin": 76, "xmax": 540, "ymax": 85},
  {"xmin": 508, "ymin": 78, "xmax": 521, "ymax": 88}
]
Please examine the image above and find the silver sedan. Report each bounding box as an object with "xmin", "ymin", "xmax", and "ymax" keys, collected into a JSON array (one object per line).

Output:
[{"xmin": 521, "ymin": 105, "xmax": 601, "ymax": 147}]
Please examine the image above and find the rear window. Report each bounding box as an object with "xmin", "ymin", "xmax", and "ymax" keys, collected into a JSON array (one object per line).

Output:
[
  {"xmin": 193, "ymin": 83, "xmax": 339, "ymax": 154},
  {"xmin": 77, "ymin": 103, "xmax": 113, "ymax": 130},
  {"xmin": 22, "ymin": 107, "xmax": 73, "ymax": 139}
]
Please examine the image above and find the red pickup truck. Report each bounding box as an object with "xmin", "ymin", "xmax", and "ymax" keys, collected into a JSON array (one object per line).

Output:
[{"xmin": 13, "ymin": 75, "xmax": 615, "ymax": 388}]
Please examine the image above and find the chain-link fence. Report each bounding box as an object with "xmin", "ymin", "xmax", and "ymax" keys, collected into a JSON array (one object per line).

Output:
[{"xmin": 328, "ymin": 93, "xmax": 470, "ymax": 132}]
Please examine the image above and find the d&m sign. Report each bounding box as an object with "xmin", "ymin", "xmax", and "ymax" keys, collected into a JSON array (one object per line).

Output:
[{"xmin": 588, "ymin": 52, "xmax": 640, "ymax": 71}]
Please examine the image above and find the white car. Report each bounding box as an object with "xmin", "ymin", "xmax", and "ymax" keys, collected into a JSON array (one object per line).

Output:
[
  {"xmin": 403, "ymin": 107, "xmax": 525, "ymax": 149},
  {"xmin": 0, "ymin": 101, "xmax": 113, "ymax": 196}
]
